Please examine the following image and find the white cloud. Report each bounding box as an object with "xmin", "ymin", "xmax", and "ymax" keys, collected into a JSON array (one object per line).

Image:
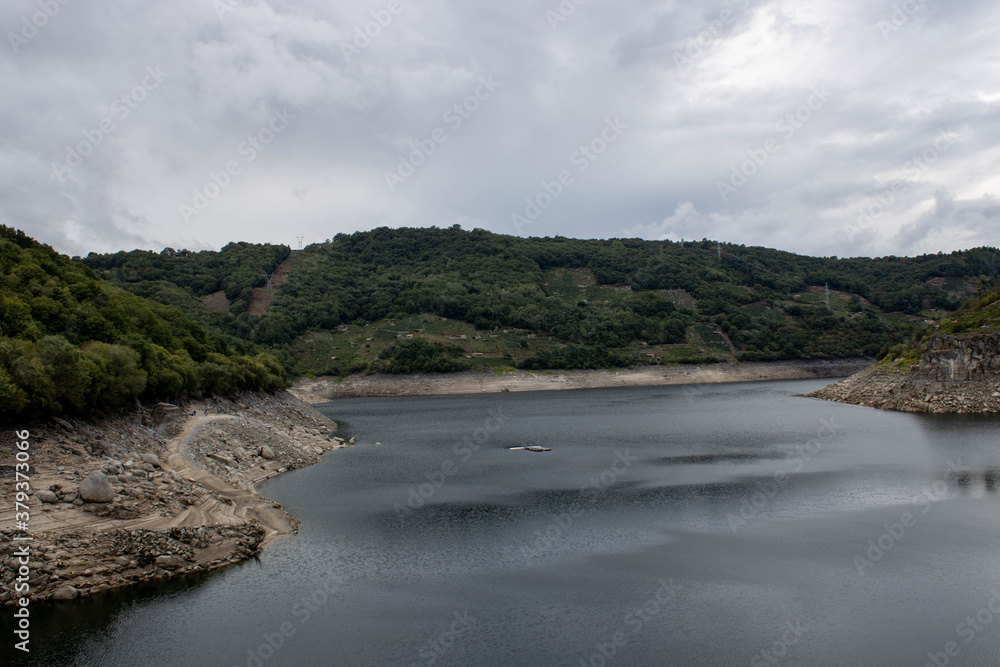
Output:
[{"xmin": 1, "ymin": 0, "xmax": 999, "ymax": 258}]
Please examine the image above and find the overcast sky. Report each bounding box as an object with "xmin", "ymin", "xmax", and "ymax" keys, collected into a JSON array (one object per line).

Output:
[{"xmin": 1, "ymin": 0, "xmax": 998, "ymax": 259}]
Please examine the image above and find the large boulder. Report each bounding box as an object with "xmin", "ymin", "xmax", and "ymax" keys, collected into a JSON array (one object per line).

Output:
[
  {"xmin": 78, "ymin": 472, "xmax": 115, "ymax": 503},
  {"xmin": 141, "ymin": 452, "xmax": 161, "ymax": 467},
  {"xmin": 37, "ymin": 490, "xmax": 58, "ymax": 504},
  {"xmin": 51, "ymin": 586, "xmax": 79, "ymax": 601},
  {"xmin": 155, "ymin": 555, "xmax": 187, "ymax": 570},
  {"xmin": 259, "ymin": 445, "xmax": 275, "ymax": 460}
]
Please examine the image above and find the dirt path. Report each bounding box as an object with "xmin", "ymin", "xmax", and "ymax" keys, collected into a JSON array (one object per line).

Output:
[{"xmin": 157, "ymin": 410, "xmax": 295, "ymax": 545}]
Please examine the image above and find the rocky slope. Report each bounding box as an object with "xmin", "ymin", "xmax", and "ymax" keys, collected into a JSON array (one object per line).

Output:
[
  {"xmin": 0, "ymin": 391, "xmax": 351, "ymax": 606},
  {"xmin": 809, "ymin": 334, "xmax": 1000, "ymax": 413}
]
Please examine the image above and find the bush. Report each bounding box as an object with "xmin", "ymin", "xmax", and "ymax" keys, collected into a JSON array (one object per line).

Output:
[{"xmin": 373, "ymin": 339, "xmax": 469, "ymax": 374}]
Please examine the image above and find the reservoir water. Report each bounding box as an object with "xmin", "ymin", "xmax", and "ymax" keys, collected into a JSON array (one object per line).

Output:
[{"xmin": 11, "ymin": 378, "xmax": 1000, "ymax": 666}]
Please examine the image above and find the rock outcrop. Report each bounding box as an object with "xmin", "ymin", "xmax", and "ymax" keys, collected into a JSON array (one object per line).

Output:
[
  {"xmin": 0, "ymin": 390, "xmax": 349, "ymax": 607},
  {"xmin": 809, "ymin": 334, "xmax": 1000, "ymax": 413}
]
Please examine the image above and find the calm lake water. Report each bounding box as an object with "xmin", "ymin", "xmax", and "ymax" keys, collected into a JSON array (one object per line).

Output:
[{"xmin": 10, "ymin": 378, "xmax": 1000, "ymax": 666}]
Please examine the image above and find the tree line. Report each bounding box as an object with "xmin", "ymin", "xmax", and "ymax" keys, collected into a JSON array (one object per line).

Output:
[
  {"xmin": 77, "ymin": 225, "xmax": 1000, "ymax": 375},
  {"xmin": 0, "ymin": 226, "xmax": 286, "ymax": 423}
]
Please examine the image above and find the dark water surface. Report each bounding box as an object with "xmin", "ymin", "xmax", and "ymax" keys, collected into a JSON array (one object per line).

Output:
[{"xmin": 10, "ymin": 378, "xmax": 1000, "ymax": 666}]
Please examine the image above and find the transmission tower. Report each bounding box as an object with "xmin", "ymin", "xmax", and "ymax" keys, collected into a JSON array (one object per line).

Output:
[
  {"xmin": 296, "ymin": 236, "xmax": 305, "ymax": 250},
  {"xmin": 264, "ymin": 272, "xmax": 274, "ymax": 291}
]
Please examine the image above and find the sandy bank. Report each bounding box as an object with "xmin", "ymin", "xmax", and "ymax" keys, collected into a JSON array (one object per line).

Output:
[
  {"xmin": 0, "ymin": 391, "xmax": 349, "ymax": 606},
  {"xmin": 290, "ymin": 358, "xmax": 873, "ymax": 403}
]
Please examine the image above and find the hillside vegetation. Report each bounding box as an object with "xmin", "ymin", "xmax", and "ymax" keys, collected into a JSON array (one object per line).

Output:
[
  {"xmin": 80, "ymin": 226, "xmax": 1000, "ymax": 378},
  {"xmin": 80, "ymin": 241, "xmax": 290, "ymax": 339},
  {"xmin": 878, "ymin": 281, "xmax": 1000, "ymax": 371},
  {"xmin": 940, "ymin": 289, "xmax": 1000, "ymax": 334},
  {"xmin": 0, "ymin": 226, "xmax": 286, "ymax": 422}
]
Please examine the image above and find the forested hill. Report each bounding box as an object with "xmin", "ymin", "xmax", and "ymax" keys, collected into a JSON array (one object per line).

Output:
[
  {"xmin": 80, "ymin": 241, "xmax": 290, "ymax": 338},
  {"xmin": 80, "ymin": 226, "xmax": 1000, "ymax": 377},
  {"xmin": 0, "ymin": 226, "xmax": 286, "ymax": 423}
]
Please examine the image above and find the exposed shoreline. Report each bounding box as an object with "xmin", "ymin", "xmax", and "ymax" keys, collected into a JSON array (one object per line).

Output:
[
  {"xmin": 289, "ymin": 358, "xmax": 873, "ymax": 403},
  {"xmin": 809, "ymin": 334, "xmax": 1000, "ymax": 414},
  {"xmin": 0, "ymin": 391, "xmax": 347, "ymax": 607}
]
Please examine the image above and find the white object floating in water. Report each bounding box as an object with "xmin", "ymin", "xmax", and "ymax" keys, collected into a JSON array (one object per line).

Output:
[{"xmin": 509, "ymin": 445, "xmax": 551, "ymax": 452}]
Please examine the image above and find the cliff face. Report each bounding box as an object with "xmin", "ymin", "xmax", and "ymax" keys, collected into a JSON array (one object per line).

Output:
[
  {"xmin": 808, "ymin": 334, "xmax": 1000, "ymax": 414},
  {"xmin": 914, "ymin": 334, "xmax": 1000, "ymax": 382}
]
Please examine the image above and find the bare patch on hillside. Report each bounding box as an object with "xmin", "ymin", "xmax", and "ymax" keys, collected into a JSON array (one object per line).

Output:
[
  {"xmin": 248, "ymin": 252, "xmax": 297, "ymax": 316},
  {"xmin": 202, "ymin": 290, "xmax": 231, "ymax": 313}
]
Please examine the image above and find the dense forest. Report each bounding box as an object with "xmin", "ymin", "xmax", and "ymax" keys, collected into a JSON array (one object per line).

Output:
[
  {"xmin": 261, "ymin": 227, "xmax": 997, "ymax": 371},
  {"xmin": 78, "ymin": 225, "xmax": 1000, "ymax": 376},
  {"xmin": 80, "ymin": 242, "xmax": 290, "ymax": 340},
  {"xmin": 0, "ymin": 226, "xmax": 286, "ymax": 422}
]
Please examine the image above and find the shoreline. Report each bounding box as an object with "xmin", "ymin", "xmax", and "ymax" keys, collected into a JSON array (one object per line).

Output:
[
  {"xmin": 809, "ymin": 335, "xmax": 1000, "ymax": 414},
  {"xmin": 289, "ymin": 358, "xmax": 873, "ymax": 403},
  {"xmin": 0, "ymin": 391, "xmax": 347, "ymax": 606}
]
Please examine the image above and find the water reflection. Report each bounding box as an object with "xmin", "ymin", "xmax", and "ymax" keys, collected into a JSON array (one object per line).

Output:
[
  {"xmin": 947, "ymin": 467, "xmax": 1000, "ymax": 495},
  {"xmin": 16, "ymin": 380, "xmax": 1000, "ymax": 667}
]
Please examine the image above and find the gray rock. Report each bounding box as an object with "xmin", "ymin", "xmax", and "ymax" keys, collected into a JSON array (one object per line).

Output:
[
  {"xmin": 259, "ymin": 445, "xmax": 275, "ymax": 460},
  {"xmin": 141, "ymin": 452, "xmax": 161, "ymax": 467},
  {"xmin": 208, "ymin": 452, "xmax": 234, "ymax": 466},
  {"xmin": 155, "ymin": 555, "xmax": 187, "ymax": 570},
  {"xmin": 142, "ymin": 463, "xmax": 156, "ymax": 473},
  {"xmin": 51, "ymin": 586, "xmax": 79, "ymax": 600},
  {"xmin": 78, "ymin": 472, "xmax": 115, "ymax": 503},
  {"xmin": 37, "ymin": 490, "xmax": 58, "ymax": 504},
  {"xmin": 72, "ymin": 498, "xmax": 84, "ymax": 506}
]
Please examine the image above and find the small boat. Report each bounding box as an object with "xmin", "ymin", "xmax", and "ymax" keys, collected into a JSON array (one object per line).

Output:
[{"xmin": 508, "ymin": 445, "xmax": 551, "ymax": 452}]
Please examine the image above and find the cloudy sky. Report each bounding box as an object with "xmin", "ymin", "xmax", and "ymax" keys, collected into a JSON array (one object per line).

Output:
[{"xmin": 1, "ymin": 0, "xmax": 998, "ymax": 259}]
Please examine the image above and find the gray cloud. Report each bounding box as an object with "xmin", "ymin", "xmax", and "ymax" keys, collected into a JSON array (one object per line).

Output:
[{"xmin": 0, "ymin": 0, "xmax": 998, "ymax": 258}]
